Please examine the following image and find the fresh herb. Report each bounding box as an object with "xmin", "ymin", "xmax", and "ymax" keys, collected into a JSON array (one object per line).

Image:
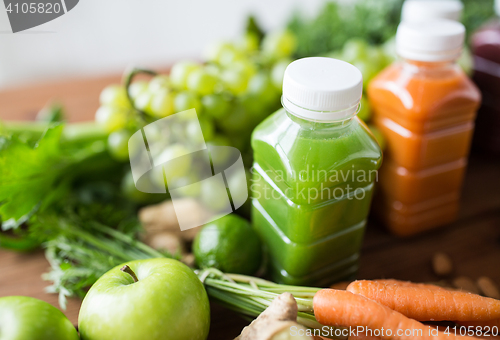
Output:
[
  {"xmin": 245, "ymin": 15, "xmax": 265, "ymax": 43},
  {"xmin": 36, "ymin": 102, "xmax": 66, "ymax": 123},
  {"xmin": 288, "ymin": 0, "xmax": 496, "ymax": 58},
  {"xmin": 288, "ymin": 0, "xmax": 404, "ymax": 58},
  {"xmin": 0, "ymin": 118, "xmax": 173, "ymax": 307},
  {"xmin": 41, "ymin": 214, "xmax": 170, "ymax": 309},
  {"xmin": 0, "ymin": 123, "xmax": 109, "ymax": 230},
  {"xmin": 26, "ymin": 178, "xmax": 169, "ymax": 308},
  {"xmin": 197, "ymin": 268, "xmax": 332, "ymax": 336},
  {"xmin": 463, "ymin": 0, "xmax": 496, "ymax": 39},
  {"xmin": 0, "ymin": 125, "xmax": 66, "ymax": 229}
]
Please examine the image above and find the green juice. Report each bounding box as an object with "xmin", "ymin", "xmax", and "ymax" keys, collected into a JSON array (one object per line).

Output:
[{"xmin": 251, "ymin": 108, "xmax": 382, "ymax": 286}]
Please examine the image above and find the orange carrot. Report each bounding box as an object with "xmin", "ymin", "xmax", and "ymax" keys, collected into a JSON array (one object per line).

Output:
[
  {"xmin": 346, "ymin": 280, "xmax": 500, "ymax": 322},
  {"xmin": 373, "ymin": 279, "xmax": 447, "ymax": 290},
  {"xmin": 314, "ymin": 289, "xmax": 473, "ymax": 340}
]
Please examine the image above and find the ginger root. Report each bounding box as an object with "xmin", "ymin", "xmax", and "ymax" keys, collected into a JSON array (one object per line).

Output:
[
  {"xmin": 143, "ymin": 231, "xmax": 184, "ymax": 255},
  {"xmin": 180, "ymin": 253, "xmax": 196, "ymax": 267},
  {"xmin": 139, "ymin": 198, "xmax": 203, "ymax": 241},
  {"xmin": 235, "ymin": 293, "xmax": 314, "ymax": 340}
]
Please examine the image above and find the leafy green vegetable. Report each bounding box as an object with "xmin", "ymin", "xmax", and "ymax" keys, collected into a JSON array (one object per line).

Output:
[
  {"xmin": 0, "ymin": 123, "xmax": 111, "ymax": 231},
  {"xmin": 198, "ymin": 268, "xmax": 327, "ymax": 335},
  {"xmin": 288, "ymin": 0, "xmax": 496, "ymax": 58},
  {"xmin": 18, "ymin": 178, "xmax": 169, "ymax": 307},
  {"xmin": 0, "ymin": 118, "xmax": 170, "ymax": 306},
  {"xmin": 1, "ymin": 1, "xmax": 495, "ymax": 315},
  {"xmin": 245, "ymin": 15, "xmax": 265, "ymax": 43},
  {"xmin": 463, "ymin": 0, "xmax": 496, "ymax": 39},
  {"xmin": 37, "ymin": 102, "xmax": 66, "ymax": 123},
  {"xmin": 0, "ymin": 232, "xmax": 40, "ymax": 252},
  {"xmin": 0, "ymin": 125, "xmax": 67, "ymax": 229},
  {"xmin": 288, "ymin": 0, "xmax": 404, "ymax": 58},
  {"xmin": 40, "ymin": 214, "xmax": 171, "ymax": 309}
]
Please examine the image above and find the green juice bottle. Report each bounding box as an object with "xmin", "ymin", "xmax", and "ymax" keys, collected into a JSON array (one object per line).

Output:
[{"xmin": 251, "ymin": 57, "xmax": 382, "ymax": 286}]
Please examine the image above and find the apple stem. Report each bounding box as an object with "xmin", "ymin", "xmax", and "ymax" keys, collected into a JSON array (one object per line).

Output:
[{"xmin": 120, "ymin": 265, "xmax": 139, "ymax": 283}]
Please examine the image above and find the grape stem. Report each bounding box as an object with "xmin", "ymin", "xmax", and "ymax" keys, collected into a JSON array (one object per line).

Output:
[{"xmin": 122, "ymin": 67, "xmax": 158, "ymax": 120}]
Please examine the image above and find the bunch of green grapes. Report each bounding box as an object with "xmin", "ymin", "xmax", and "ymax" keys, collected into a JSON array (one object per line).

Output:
[
  {"xmin": 94, "ymin": 30, "xmax": 297, "ymax": 203},
  {"xmin": 327, "ymin": 38, "xmax": 391, "ymax": 122},
  {"xmin": 326, "ymin": 38, "xmax": 391, "ymax": 149}
]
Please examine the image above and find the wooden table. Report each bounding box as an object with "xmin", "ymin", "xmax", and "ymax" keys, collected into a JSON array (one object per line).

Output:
[{"xmin": 1, "ymin": 75, "xmax": 499, "ymax": 340}]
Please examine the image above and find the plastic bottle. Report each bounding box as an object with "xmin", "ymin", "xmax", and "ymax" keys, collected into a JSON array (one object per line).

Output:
[
  {"xmin": 397, "ymin": 0, "xmax": 473, "ymax": 74},
  {"xmin": 251, "ymin": 57, "xmax": 382, "ymax": 285},
  {"xmin": 401, "ymin": 0, "xmax": 463, "ymax": 23},
  {"xmin": 368, "ymin": 20, "xmax": 481, "ymax": 236}
]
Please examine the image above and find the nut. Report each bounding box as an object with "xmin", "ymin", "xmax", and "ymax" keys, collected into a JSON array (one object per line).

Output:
[
  {"xmin": 453, "ymin": 276, "xmax": 480, "ymax": 294},
  {"xmin": 432, "ymin": 252, "xmax": 453, "ymax": 276},
  {"xmin": 477, "ymin": 277, "xmax": 500, "ymax": 299}
]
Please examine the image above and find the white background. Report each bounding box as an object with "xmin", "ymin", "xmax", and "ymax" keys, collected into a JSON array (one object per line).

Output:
[{"xmin": 0, "ymin": 0, "xmax": 326, "ymax": 89}]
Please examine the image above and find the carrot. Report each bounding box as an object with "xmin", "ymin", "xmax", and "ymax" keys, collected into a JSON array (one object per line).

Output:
[
  {"xmin": 372, "ymin": 279, "xmax": 447, "ymax": 290},
  {"xmin": 346, "ymin": 280, "xmax": 500, "ymax": 322},
  {"xmin": 313, "ymin": 289, "xmax": 473, "ymax": 340}
]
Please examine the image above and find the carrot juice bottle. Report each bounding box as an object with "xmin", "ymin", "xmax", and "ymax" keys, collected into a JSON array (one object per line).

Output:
[
  {"xmin": 368, "ymin": 20, "xmax": 481, "ymax": 236},
  {"xmin": 399, "ymin": 0, "xmax": 473, "ymax": 75}
]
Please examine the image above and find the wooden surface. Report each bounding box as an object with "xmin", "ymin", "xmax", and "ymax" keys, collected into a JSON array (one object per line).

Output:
[
  {"xmin": 0, "ymin": 75, "xmax": 120, "ymax": 122},
  {"xmin": 0, "ymin": 75, "xmax": 499, "ymax": 340}
]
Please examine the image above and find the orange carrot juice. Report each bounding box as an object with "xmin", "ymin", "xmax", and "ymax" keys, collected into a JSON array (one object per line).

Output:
[{"xmin": 368, "ymin": 20, "xmax": 481, "ymax": 236}]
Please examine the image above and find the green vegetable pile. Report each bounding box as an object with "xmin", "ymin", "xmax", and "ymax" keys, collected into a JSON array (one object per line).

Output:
[
  {"xmin": 0, "ymin": 118, "xmax": 172, "ymax": 306},
  {"xmin": 288, "ymin": 0, "xmax": 496, "ymax": 58},
  {"xmin": 288, "ymin": 0, "xmax": 405, "ymax": 58},
  {"xmin": 0, "ymin": 17, "xmax": 298, "ymax": 307},
  {"xmin": 0, "ymin": 0, "xmax": 497, "ymax": 318}
]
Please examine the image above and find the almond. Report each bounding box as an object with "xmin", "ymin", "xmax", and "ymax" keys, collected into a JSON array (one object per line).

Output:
[
  {"xmin": 477, "ymin": 277, "xmax": 500, "ymax": 299},
  {"xmin": 432, "ymin": 252, "xmax": 453, "ymax": 276},
  {"xmin": 453, "ymin": 276, "xmax": 480, "ymax": 294}
]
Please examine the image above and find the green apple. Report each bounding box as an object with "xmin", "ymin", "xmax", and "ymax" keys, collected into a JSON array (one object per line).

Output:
[
  {"xmin": 0, "ymin": 296, "xmax": 79, "ymax": 340},
  {"xmin": 78, "ymin": 258, "xmax": 210, "ymax": 340}
]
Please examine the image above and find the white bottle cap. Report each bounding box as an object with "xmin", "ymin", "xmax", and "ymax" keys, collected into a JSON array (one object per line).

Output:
[
  {"xmin": 401, "ymin": 0, "xmax": 463, "ymax": 23},
  {"xmin": 282, "ymin": 57, "xmax": 363, "ymax": 121},
  {"xmin": 396, "ymin": 20, "xmax": 465, "ymax": 62},
  {"xmin": 496, "ymin": 0, "xmax": 500, "ymax": 17}
]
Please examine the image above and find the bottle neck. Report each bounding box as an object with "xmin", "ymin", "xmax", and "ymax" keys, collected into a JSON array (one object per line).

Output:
[
  {"xmin": 402, "ymin": 58, "xmax": 458, "ymax": 70},
  {"xmin": 285, "ymin": 110, "xmax": 355, "ymax": 130}
]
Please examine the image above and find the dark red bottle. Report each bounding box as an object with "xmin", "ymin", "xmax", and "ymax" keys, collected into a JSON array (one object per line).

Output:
[{"xmin": 471, "ymin": 1, "xmax": 500, "ymax": 154}]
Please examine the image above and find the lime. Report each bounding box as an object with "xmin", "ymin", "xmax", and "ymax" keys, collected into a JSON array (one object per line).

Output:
[{"xmin": 193, "ymin": 214, "xmax": 262, "ymax": 275}]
